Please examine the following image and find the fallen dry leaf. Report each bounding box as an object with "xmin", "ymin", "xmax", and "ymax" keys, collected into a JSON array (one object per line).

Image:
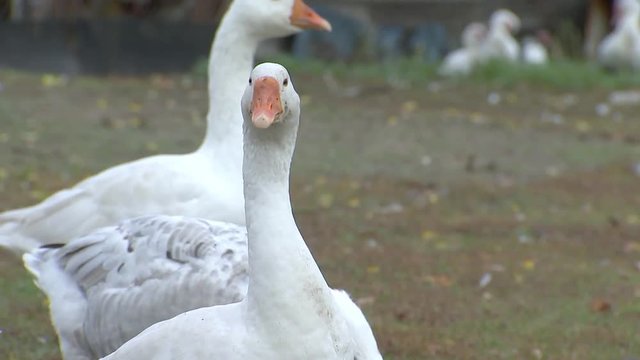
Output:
[
  {"xmin": 347, "ymin": 197, "xmax": 361, "ymax": 208},
  {"xmin": 423, "ymin": 274, "xmax": 453, "ymax": 287},
  {"xmin": 590, "ymin": 299, "xmax": 611, "ymax": 313}
]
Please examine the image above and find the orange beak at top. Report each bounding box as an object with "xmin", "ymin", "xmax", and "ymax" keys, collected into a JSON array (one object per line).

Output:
[
  {"xmin": 290, "ymin": 0, "xmax": 332, "ymax": 32},
  {"xmin": 251, "ymin": 77, "xmax": 284, "ymax": 129}
]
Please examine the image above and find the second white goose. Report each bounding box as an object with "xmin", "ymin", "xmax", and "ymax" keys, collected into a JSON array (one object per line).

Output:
[
  {"xmin": 0, "ymin": 0, "xmax": 331, "ymax": 255},
  {"xmin": 598, "ymin": 0, "xmax": 640, "ymax": 71}
]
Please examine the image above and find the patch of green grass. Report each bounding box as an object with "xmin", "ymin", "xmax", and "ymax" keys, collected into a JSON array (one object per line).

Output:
[
  {"xmin": 195, "ymin": 53, "xmax": 640, "ymax": 90},
  {"xmin": 469, "ymin": 60, "xmax": 640, "ymax": 90},
  {"xmin": 0, "ymin": 256, "xmax": 59, "ymax": 360}
]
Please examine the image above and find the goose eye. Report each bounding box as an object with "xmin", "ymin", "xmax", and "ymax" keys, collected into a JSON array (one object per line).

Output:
[
  {"xmin": 283, "ymin": 78, "xmax": 289, "ymax": 86},
  {"xmin": 249, "ymin": 78, "xmax": 252, "ymax": 85}
]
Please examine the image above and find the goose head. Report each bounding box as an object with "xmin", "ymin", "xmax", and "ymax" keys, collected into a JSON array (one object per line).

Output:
[
  {"xmin": 242, "ymin": 63, "xmax": 300, "ymax": 130},
  {"xmin": 612, "ymin": 0, "xmax": 640, "ymax": 26},
  {"xmin": 461, "ymin": 22, "xmax": 488, "ymax": 48},
  {"xmin": 235, "ymin": 0, "xmax": 332, "ymax": 38},
  {"xmin": 490, "ymin": 9, "xmax": 521, "ymax": 35}
]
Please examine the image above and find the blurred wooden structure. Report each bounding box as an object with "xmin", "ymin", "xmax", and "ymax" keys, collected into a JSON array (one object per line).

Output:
[
  {"xmin": 584, "ymin": 0, "xmax": 613, "ymax": 59},
  {"xmin": 0, "ymin": 0, "xmax": 606, "ymax": 73},
  {"xmin": 4, "ymin": 0, "xmax": 229, "ymax": 22},
  {"xmin": 5, "ymin": 0, "xmax": 586, "ymax": 30}
]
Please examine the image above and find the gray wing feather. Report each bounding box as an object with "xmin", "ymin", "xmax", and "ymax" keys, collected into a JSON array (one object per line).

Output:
[{"xmin": 34, "ymin": 215, "xmax": 248, "ymax": 358}]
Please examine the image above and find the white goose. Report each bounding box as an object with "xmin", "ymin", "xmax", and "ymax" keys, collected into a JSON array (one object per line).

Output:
[
  {"xmin": 521, "ymin": 36, "xmax": 549, "ymax": 65},
  {"xmin": 0, "ymin": 0, "xmax": 331, "ymax": 255},
  {"xmin": 80, "ymin": 63, "xmax": 379, "ymax": 360},
  {"xmin": 439, "ymin": 22, "xmax": 488, "ymax": 76},
  {"xmin": 478, "ymin": 9, "xmax": 521, "ymax": 63},
  {"xmin": 598, "ymin": 0, "xmax": 640, "ymax": 71}
]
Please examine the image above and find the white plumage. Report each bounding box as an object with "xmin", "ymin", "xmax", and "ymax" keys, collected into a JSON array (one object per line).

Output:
[
  {"xmin": 598, "ymin": 0, "xmax": 640, "ymax": 71},
  {"xmin": 477, "ymin": 9, "xmax": 522, "ymax": 63},
  {"xmin": 439, "ymin": 22, "xmax": 488, "ymax": 76},
  {"xmin": 521, "ymin": 37, "xmax": 549, "ymax": 65},
  {"xmin": 0, "ymin": 0, "xmax": 331, "ymax": 255},
  {"xmin": 24, "ymin": 215, "xmax": 248, "ymax": 359}
]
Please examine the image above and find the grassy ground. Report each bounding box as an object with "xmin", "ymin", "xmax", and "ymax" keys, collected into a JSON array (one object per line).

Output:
[{"xmin": 1, "ymin": 59, "xmax": 640, "ymax": 359}]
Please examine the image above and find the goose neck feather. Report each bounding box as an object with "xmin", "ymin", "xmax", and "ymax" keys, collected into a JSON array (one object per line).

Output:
[
  {"xmin": 240, "ymin": 78, "xmax": 338, "ymax": 341},
  {"xmin": 198, "ymin": 6, "xmax": 259, "ymax": 164}
]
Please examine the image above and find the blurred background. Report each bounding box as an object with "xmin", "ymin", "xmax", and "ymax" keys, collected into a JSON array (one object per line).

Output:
[
  {"xmin": 0, "ymin": 0, "xmax": 616, "ymax": 73},
  {"xmin": 2, "ymin": 1, "xmax": 640, "ymax": 359}
]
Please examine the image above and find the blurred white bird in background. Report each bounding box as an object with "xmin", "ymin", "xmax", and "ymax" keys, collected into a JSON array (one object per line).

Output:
[
  {"xmin": 521, "ymin": 30, "xmax": 552, "ymax": 65},
  {"xmin": 439, "ymin": 22, "xmax": 488, "ymax": 76},
  {"xmin": 478, "ymin": 9, "xmax": 522, "ymax": 63},
  {"xmin": 598, "ymin": 0, "xmax": 640, "ymax": 71}
]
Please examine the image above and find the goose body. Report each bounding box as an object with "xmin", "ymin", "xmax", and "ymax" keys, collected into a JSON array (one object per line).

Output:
[
  {"xmin": 0, "ymin": 0, "xmax": 331, "ymax": 255},
  {"xmin": 521, "ymin": 37, "xmax": 548, "ymax": 65},
  {"xmin": 100, "ymin": 63, "xmax": 381, "ymax": 360},
  {"xmin": 439, "ymin": 22, "xmax": 487, "ymax": 76},
  {"xmin": 478, "ymin": 9, "xmax": 521, "ymax": 63},
  {"xmin": 598, "ymin": 0, "xmax": 640, "ymax": 71}
]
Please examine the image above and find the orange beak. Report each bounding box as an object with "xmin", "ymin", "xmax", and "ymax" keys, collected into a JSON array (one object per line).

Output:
[
  {"xmin": 251, "ymin": 77, "xmax": 283, "ymax": 129},
  {"xmin": 290, "ymin": 0, "xmax": 332, "ymax": 32}
]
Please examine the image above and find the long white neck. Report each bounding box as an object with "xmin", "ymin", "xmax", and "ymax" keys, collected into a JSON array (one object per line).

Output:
[
  {"xmin": 197, "ymin": 6, "xmax": 259, "ymax": 169},
  {"xmin": 618, "ymin": 7, "xmax": 640, "ymax": 31},
  {"xmin": 242, "ymin": 121, "xmax": 335, "ymax": 333}
]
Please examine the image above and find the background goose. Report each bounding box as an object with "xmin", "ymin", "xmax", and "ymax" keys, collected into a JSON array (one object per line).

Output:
[
  {"xmin": 0, "ymin": 0, "xmax": 331, "ymax": 255},
  {"xmin": 439, "ymin": 22, "xmax": 488, "ymax": 76},
  {"xmin": 101, "ymin": 62, "xmax": 381, "ymax": 360},
  {"xmin": 478, "ymin": 9, "xmax": 521, "ymax": 63},
  {"xmin": 521, "ymin": 34, "xmax": 549, "ymax": 65},
  {"xmin": 598, "ymin": 0, "xmax": 640, "ymax": 71}
]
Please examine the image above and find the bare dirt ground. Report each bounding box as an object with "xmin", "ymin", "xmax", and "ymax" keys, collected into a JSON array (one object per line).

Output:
[{"xmin": 1, "ymin": 67, "xmax": 640, "ymax": 359}]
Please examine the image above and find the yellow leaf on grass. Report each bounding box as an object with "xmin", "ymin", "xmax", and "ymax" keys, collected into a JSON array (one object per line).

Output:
[
  {"xmin": 347, "ymin": 197, "xmax": 361, "ymax": 208},
  {"xmin": 401, "ymin": 100, "xmax": 417, "ymax": 114},
  {"xmin": 423, "ymin": 274, "xmax": 453, "ymax": 287},
  {"xmin": 421, "ymin": 230, "xmax": 437, "ymax": 241},
  {"xmin": 41, "ymin": 74, "xmax": 66, "ymax": 88},
  {"xmin": 626, "ymin": 214, "xmax": 639, "ymax": 225},
  {"xmin": 317, "ymin": 193, "xmax": 334, "ymax": 209},
  {"xmin": 522, "ymin": 259, "xmax": 536, "ymax": 271},
  {"xmin": 576, "ymin": 121, "xmax": 591, "ymax": 132},
  {"xmin": 96, "ymin": 98, "xmax": 109, "ymax": 109},
  {"xmin": 128, "ymin": 102, "xmax": 143, "ymax": 113},
  {"xmin": 145, "ymin": 141, "xmax": 159, "ymax": 152},
  {"xmin": 367, "ymin": 265, "xmax": 380, "ymax": 274},
  {"xmin": 129, "ymin": 117, "xmax": 143, "ymax": 128}
]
